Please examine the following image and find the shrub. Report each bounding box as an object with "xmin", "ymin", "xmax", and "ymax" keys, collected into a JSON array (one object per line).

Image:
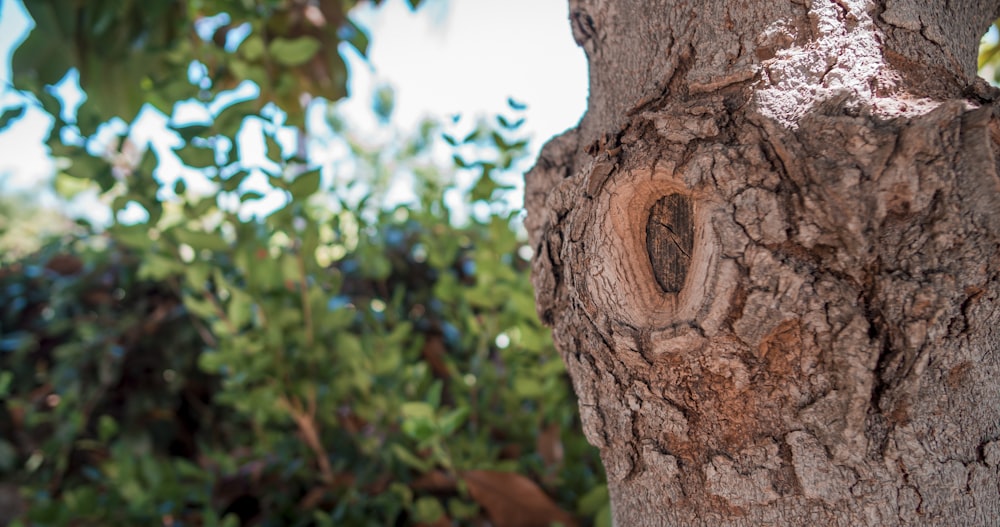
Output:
[{"xmin": 0, "ymin": 105, "xmax": 608, "ymax": 526}]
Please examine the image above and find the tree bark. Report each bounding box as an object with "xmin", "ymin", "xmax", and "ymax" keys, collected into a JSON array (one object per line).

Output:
[{"xmin": 525, "ymin": 0, "xmax": 1000, "ymax": 525}]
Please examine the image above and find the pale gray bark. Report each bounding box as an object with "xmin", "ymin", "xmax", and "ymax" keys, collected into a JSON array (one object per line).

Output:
[{"xmin": 526, "ymin": 0, "xmax": 1000, "ymax": 525}]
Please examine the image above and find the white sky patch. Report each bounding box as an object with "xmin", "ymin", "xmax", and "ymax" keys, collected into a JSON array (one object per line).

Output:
[
  {"xmin": 0, "ymin": 0, "xmax": 30, "ymax": 85},
  {"xmin": 49, "ymin": 69, "xmax": 86, "ymax": 124},
  {"xmin": 351, "ymin": 0, "xmax": 587, "ymax": 151},
  {"xmin": 237, "ymin": 117, "xmax": 282, "ymax": 174},
  {"xmin": 0, "ymin": 103, "xmax": 52, "ymax": 191}
]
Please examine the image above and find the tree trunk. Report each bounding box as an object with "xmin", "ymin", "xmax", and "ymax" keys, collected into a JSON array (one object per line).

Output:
[{"xmin": 525, "ymin": 0, "xmax": 1000, "ymax": 524}]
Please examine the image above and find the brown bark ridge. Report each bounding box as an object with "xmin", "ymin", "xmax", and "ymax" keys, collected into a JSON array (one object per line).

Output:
[{"xmin": 526, "ymin": 0, "xmax": 1000, "ymax": 525}]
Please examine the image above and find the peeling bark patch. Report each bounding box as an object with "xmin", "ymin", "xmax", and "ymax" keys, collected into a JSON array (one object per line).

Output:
[{"xmin": 646, "ymin": 194, "xmax": 694, "ymax": 293}]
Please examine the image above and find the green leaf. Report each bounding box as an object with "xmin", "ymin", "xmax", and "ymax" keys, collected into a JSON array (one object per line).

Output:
[
  {"xmin": 184, "ymin": 291, "xmax": 220, "ymax": 322},
  {"xmin": 513, "ymin": 377, "xmax": 544, "ymax": 398},
  {"xmin": 0, "ymin": 370, "xmax": 12, "ymax": 397},
  {"xmin": 596, "ymin": 504, "xmax": 613, "ymax": 527},
  {"xmin": 470, "ymin": 171, "xmax": 501, "ymax": 202},
  {"xmin": 497, "ymin": 115, "xmax": 525, "ymax": 130},
  {"xmin": 577, "ymin": 484, "xmax": 609, "ymax": 516},
  {"xmin": 174, "ymin": 178, "xmax": 187, "ymax": 195},
  {"xmin": 173, "ymin": 458, "xmax": 208, "ymax": 481},
  {"xmin": 0, "ymin": 105, "xmax": 25, "ymax": 132},
  {"xmin": 52, "ymin": 171, "xmax": 93, "ymax": 198},
  {"xmin": 175, "ymin": 143, "xmax": 216, "ymax": 169},
  {"xmin": 426, "ymin": 380, "xmax": 443, "ymax": 408},
  {"xmin": 185, "ymin": 262, "xmax": 210, "ymax": 288},
  {"xmin": 336, "ymin": 333, "xmax": 363, "ymax": 359},
  {"xmin": 110, "ymin": 224, "xmax": 153, "ymax": 250},
  {"xmin": 213, "ymin": 100, "xmax": 256, "ymax": 137},
  {"xmin": 172, "ymin": 123, "xmax": 210, "ymax": 142},
  {"xmin": 491, "ymin": 131, "xmax": 509, "ymax": 150},
  {"xmin": 438, "ymin": 406, "xmax": 469, "ymax": 436},
  {"xmin": 225, "ymin": 290, "xmax": 254, "ymax": 329},
  {"xmin": 221, "ymin": 170, "xmax": 250, "ymax": 192},
  {"xmin": 401, "ymin": 401, "xmax": 435, "ymax": 420},
  {"xmin": 448, "ymin": 498, "xmax": 480, "ymax": 520},
  {"xmin": 264, "ymin": 133, "xmax": 285, "ymax": 164},
  {"xmin": 288, "ymin": 169, "xmax": 321, "ymax": 200},
  {"xmin": 268, "ymin": 36, "xmax": 321, "ymax": 66},
  {"xmin": 391, "ymin": 443, "xmax": 432, "ymax": 472},
  {"xmin": 402, "ymin": 402, "xmax": 438, "ymax": 443},
  {"xmin": 241, "ymin": 190, "xmax": 265, "ymax": 202},
  {"xmin": 280, "ymin": 253, "xmax": 302, "ymax": 281},
  {"xmin": 172, "ymin": 228, "xmax": 229, "ymax": 251},
  {"xmin": 65, "ymin": 153, "xmax": 114, "ymax": 186},
  {"xmin": 373, "ymin": 85, "xmax": 395, "ymax": 122},
  {"xmin": 198, "ymin": 350, "xmax": 225, "ymax": 373},
  {"xmin": 97, "ymin": 415, "xmax": 118, "ymax": 442},
  {"xmin": 138, "ymin": 253, "xmax": 184, "ymax": 280},
  {"xmin": 240, "ymin": 35, "xmax": 265, "ymax": 61},
  {"xmin": 507, "ymin": 97, "xmax": 527, "ymax": 110},
  {"xmin": 412, "ymin": 497, "xmax": 445, "ymax": 524},
  {"xmin": 138, "ymin": 455, "xmax": 163, "ymax": 489},
  {"xmin": 341, "ymin": 18, "xmax": 370, "ymax": 57}
]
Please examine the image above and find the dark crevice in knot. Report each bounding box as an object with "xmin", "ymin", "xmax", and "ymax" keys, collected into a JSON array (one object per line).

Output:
[{"xmin": 646, "ymin": 194, "xmax": 694, "ymax": 293}]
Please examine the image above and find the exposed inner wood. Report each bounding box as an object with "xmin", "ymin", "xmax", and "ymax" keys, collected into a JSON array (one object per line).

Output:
[{"xmin": 646, "ymin": 194, "xmax": 694, "ymax": 293}]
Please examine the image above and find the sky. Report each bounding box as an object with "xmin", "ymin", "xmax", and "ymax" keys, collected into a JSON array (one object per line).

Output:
[
  {"xmin": 349, "ymin": 0, "xmax": 587, "ymax": 136},
  {"xmin": 0, "ymin": 0, "xmax": 50, "ymax": 192},
  {"xmin": 0, "ymin": 0, "xmax": 588, "ymax": 215}
]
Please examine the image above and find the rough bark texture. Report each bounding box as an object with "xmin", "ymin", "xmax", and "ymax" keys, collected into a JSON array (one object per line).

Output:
[{"xmin": 525, "ymin": 0, "xmax": 1000, "ymax": 525}]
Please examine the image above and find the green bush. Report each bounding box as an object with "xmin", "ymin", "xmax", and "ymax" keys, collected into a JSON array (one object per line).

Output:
[
  {"xmin": 2, "ymin": 2, "xmax": 610, "ymax": 523},
  {"xmin": 0, "ymin": 101, "xmax": 607, "ymax": 525}
]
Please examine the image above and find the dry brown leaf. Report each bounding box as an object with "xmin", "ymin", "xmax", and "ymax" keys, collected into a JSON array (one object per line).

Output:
[
  {"xmin": 44, "ymin": 253, "xmax": 83, "ymax": 275},
  {"xmin": 499, "ymin": 443, "xmax": 523, "ymax": 460},
  {"xmin": 536, "ymin": 424, "xmax": 565, "ymax": 469},
  {"xmin": 462, "ymin": 470, "xmax": 577, "ymax": 527},
  {"xmin": 422, "ymin": 332, "xmax": 450, "ymax": 378},
  {"xmin": 411, "ymin": 470, "xmax": 458, "ymax": 493}
]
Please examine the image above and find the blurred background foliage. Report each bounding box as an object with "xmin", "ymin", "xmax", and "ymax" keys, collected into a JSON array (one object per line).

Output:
[
  {"xmin": 0, "ymin": 0, "xmax": 610, "ymax": 526},
  {"xmin": 979, "ymin": 20, "xmax": 1000, "ymax": 84}
]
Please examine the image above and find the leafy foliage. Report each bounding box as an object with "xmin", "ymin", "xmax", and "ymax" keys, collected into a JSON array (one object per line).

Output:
[
  {"xmin": 0, "ymin": 106, "xmax": 608, "ymax": 525},
  {"xmin": 1, "ymin": 1, "xmax": 612, "ymax": 525},
  {"xmin": 12, "ymin": 0, "xmax": 415, "ymax": 130},
  {"xmin": 0, "ymin": 194, "xmax": 76, "ymax": 262}
]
